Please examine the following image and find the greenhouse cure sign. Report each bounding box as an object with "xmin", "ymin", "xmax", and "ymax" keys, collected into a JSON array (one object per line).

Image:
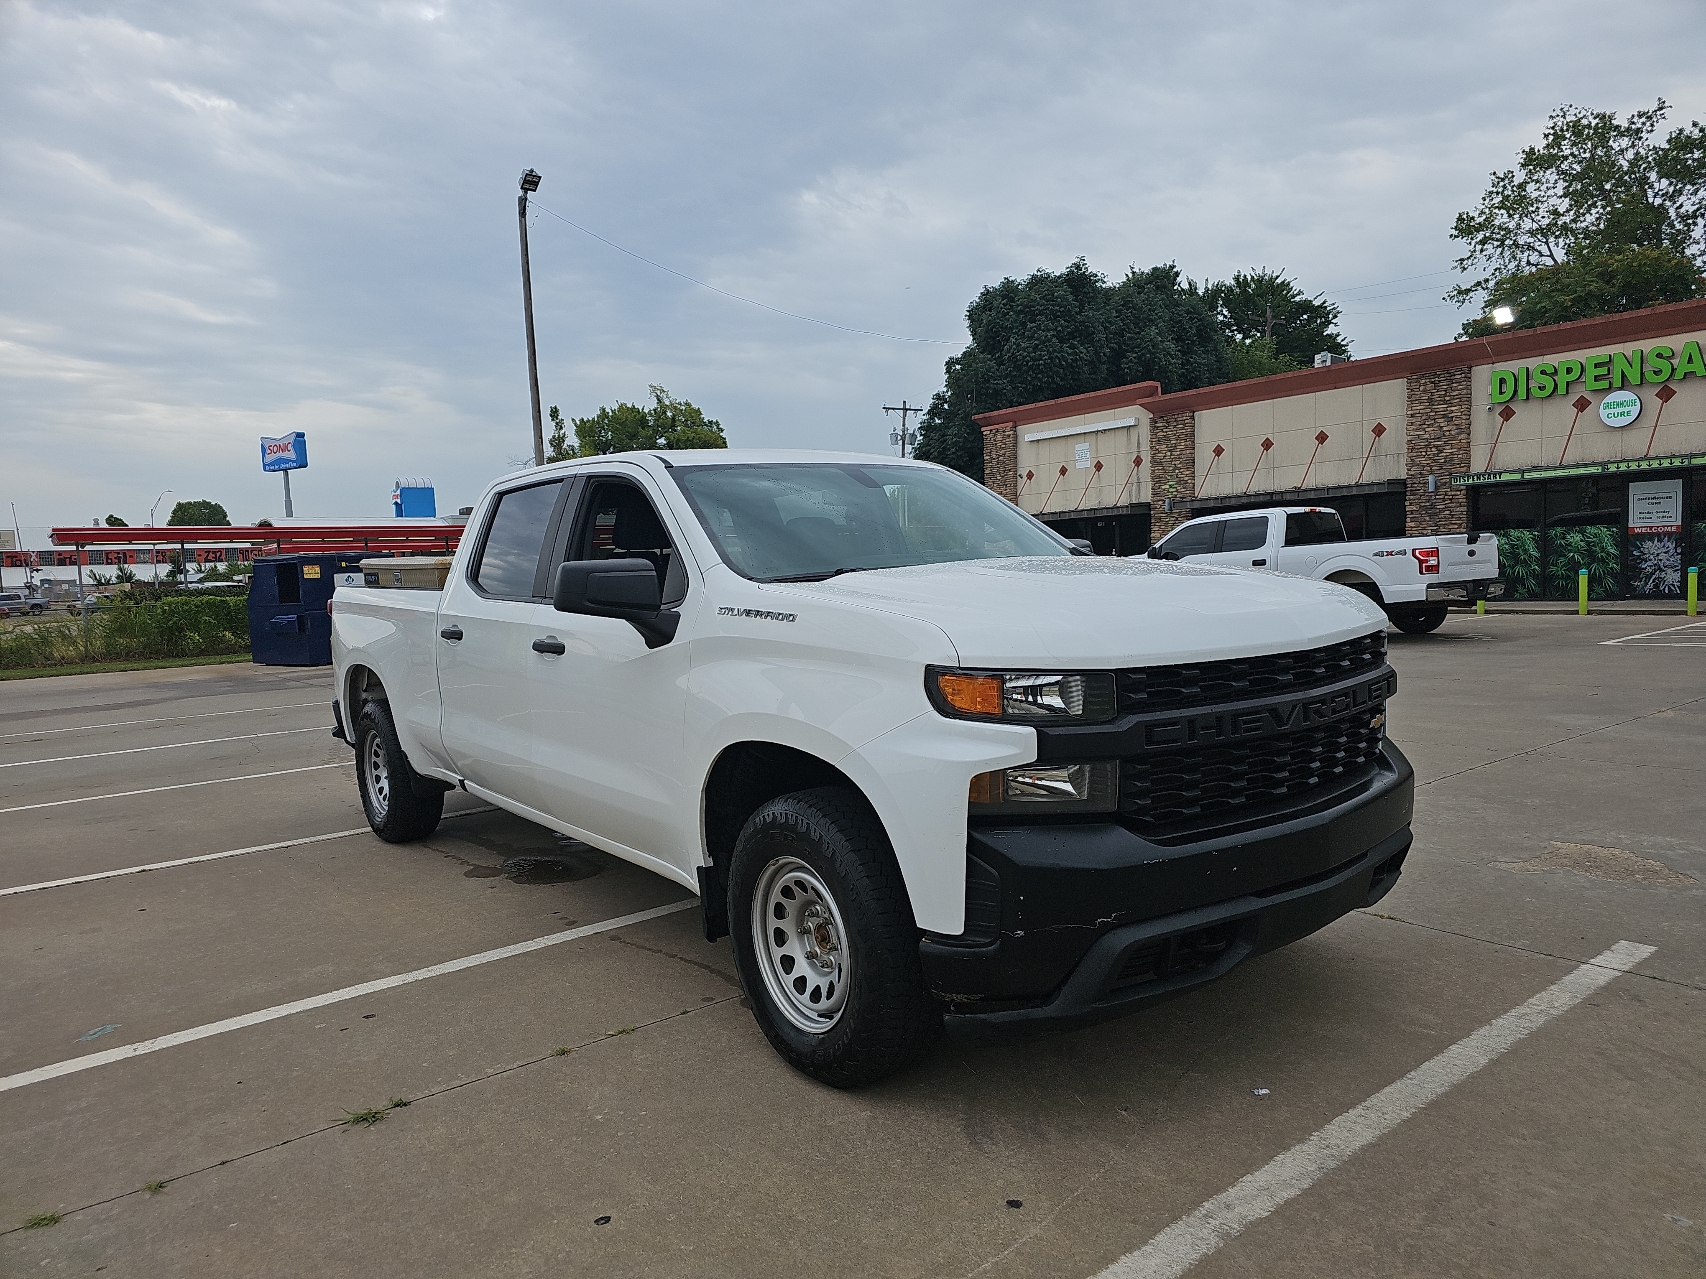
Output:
[
  {"xmin": 1598, "ymin": 389, "xmax": 1640, "ymax": 427},
  {"xmin": 1489, "ymin": 340, "xmax": 1706, "ymax": 404}
]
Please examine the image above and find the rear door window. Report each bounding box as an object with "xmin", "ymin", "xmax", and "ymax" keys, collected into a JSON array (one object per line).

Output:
[
  {"xmin": 1219, "ymin": 517, "xmax": 1270, "ymax": 553},
  {"xmin": 1158, "ymin": 521, "xmax": 1220, "ymax": 558},
  {"xmin": 474, "ymin": 479, "xmax": 565, "ymax": 599},
  {"xmin": 1283, "ymin": 511, "xmax": 1347, "ymax": 546}
]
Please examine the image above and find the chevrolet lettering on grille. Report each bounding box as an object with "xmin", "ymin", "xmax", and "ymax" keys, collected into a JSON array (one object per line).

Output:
[{"xmin": 1141, "ymin": 672, "xmax": 1396, "ymax": 750}]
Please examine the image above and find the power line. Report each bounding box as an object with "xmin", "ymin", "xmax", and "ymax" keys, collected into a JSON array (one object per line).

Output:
[
  {"xmin": 1322, "ymin": 267, "xmax": 1456, "ymax": 297},
  {"xmin": 529, "ymin": 201, "xmax": 959, "ymax": 345}
]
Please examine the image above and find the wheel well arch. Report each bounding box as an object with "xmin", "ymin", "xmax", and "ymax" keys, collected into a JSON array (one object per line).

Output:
[
  {"xmin": 1324, "ymin": 569, "xmax": 1383, "ymax": 603},
  {"xmin": 344, "ymin": 664, "xmax": 388, "ymax": 713},
  {"xmin": 698, "ymin": 741, "xmax": 866, "ymax": 940}
]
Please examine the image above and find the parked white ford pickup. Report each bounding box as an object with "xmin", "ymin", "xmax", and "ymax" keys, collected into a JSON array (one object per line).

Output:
[
  {"xmin": 1145, "ymin": 507, "xmax": 1502, "ymax": 633},
  {"xmin": 330, "ymin": 452, "xmax": 1414, "ymax": 1085}
]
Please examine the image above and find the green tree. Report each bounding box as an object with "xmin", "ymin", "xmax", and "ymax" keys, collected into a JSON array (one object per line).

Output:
[
  {"xmin": 103, "ymin": 514, "xmax": 128, "ymax": 527},
  {"xmin": 1204, "ymin": 269, "xmax": 1346, "ymax": 369},
  {"xmin": 1449, "ymin": 100, "xmax": 1706, "ymax": 332},
  {"xmin": 1225, "ymin": 336, "xmax": 1303, "ymax": 380},
  {"xmin": 167, "ymin": 500, "xmax": 230, "ymax": 526},
  {"xmin": 551, "ymin": 386, "xmax": 727, "ymax": 459},
  {"xmin": 915, "ymin": 260, "xmax": 1230, "ymax": 480}
]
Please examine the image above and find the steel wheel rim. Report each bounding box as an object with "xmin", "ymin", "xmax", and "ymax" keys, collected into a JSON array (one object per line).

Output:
[
  {"xmin": 751, "ymin": 856, "xmax": 851, "ymax": 1033},
  {"xmin": 365, "ymin": 732, "xmax": 390, "ymax": 820}
]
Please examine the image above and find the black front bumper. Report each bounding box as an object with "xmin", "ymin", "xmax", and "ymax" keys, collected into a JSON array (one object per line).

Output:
[{"xmin": 919, "ymin": 741, "xmax": 1414, "ymax": 1027}]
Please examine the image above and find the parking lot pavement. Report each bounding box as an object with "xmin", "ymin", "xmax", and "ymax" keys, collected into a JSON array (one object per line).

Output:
[{"xmin": 2, "ymin": 626, "xmax": 1703, "ymax": 1278}]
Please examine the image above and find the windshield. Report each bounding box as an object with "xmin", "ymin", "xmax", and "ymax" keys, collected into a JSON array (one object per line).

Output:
[{"xmin": 671, "ymin": 462, "xmax": 1072, "ymax": 581}]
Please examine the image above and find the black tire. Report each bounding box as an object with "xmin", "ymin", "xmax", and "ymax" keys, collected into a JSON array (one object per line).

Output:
[
  {"xmin": 355, "ymin": 700, "xmax": 443, "ymax": 842},
  {"xmin": 727, "ymin": 787, "xmax": 940, "ymax": 1088},
  {"xmin": 1390, "ymin": 606, "xmax": 1448, "ymax": 634}
]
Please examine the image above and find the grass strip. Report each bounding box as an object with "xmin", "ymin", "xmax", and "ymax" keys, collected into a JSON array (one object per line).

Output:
[{"xmin": 0, "ymin": 653, "xmax": 253, "ymax": 681}]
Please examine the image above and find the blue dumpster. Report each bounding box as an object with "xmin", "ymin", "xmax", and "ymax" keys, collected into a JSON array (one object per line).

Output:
[{"xmin": 247, "ymin": 552, "xmax": 375, "ymax": 666}]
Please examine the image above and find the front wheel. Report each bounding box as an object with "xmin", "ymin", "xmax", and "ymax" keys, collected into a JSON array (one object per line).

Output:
[
  {"xmin": 355, "ymin": 700, "xmax": 443, "ymax": 842},
  {"xmin": 728, "ymin": 787, "xmax": 940, "ymax": 1088},
  {"xmin": 1389, "ymin": 606, "xmax": 1448, "ymax": 634}
]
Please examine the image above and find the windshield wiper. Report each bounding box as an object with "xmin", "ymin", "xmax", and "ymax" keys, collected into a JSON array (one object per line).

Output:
[{"xmin": 765, "ymin": 566, "xmax": 883, "ymax": 583}]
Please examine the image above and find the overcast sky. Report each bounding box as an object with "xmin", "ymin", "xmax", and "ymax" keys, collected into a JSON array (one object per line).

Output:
[{"xmin": 4, "ymin": 0, "xmax": 1705, "ymax": 529}]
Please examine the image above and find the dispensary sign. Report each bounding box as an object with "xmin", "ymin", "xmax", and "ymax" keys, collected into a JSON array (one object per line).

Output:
[{"xmin": 1489, "ymin": 341, "xmax": 1706, "ymax": 403}]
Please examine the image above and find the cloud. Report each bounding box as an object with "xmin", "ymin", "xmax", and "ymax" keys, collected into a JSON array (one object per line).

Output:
[{"xmin": 3, "ymin": 0, "xmax": 1705, "ymax": 527}]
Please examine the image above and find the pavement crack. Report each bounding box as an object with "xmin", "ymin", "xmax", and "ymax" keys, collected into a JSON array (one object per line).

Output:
[
  {"xmin": 1356, "ymin": 910, "xmax": 1703, "ymax": 992},
  {"xmin": 1417, "ymin": 692, "xmax": 1706, "ymax": 789},
  {"xmin": 605, "ymin": 932, "xmax": 742, "ymax": 988},
  {"xmin": 0, "ymin": 994, "xmax": 743, "ymax": 1238}
]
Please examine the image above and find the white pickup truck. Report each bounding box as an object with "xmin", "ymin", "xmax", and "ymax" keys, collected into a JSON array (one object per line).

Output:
[
  {"xmin": 1145, "ymin": 507, "xmax": 1502, "ymax": 633},
  {"xmin": 331, "ymin": 451, "xmax": 1414, "ymax": 1086}
]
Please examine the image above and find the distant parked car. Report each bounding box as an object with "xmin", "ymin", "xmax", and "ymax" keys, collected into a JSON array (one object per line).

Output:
[{"xmin": 0, "ymin": 590, "xmax": 48, "ymax": 616}]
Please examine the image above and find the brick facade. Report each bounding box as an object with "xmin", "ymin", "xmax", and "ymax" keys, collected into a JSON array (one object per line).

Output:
[
  {"xmin": 980, "ymin": 424, "xmax": 1018, "ymax": 501},
  {"xmin": 1403, "ymin": 366, "xmax": 1471, "ymax": 535},
  {"xmin": 1146, "ymin": 411, "xmax": 1196, "ymax": 537}
]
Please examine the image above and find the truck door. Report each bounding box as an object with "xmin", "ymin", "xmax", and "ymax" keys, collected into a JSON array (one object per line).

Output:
[
  {"xmin": 1273, "ymin": 509, "xmax": 1348, "ymax": 574},
  {"xmin": 526, "ymin": 472, "xmax": 695, "ymax": 878},
  {"xmin": 436, "ymin": 476, "xmax": 570, "ymax": 805},
  {"xmin": 1198, "ymin": 515, "xmax": 1274, "ymax": 569},
  {"xmin": 1151, "ymin": 519, "xmax": 1222, "ymax": 561}
]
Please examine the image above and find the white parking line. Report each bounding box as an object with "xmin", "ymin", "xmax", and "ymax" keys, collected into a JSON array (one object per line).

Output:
[
  {"xmin": 0, "ymin": 806, "xmax": 498, "ymax": 897},
  {"xmin": 0, "ymin": 726, "xmax": 325, "ymax": 769},
  {"xmin": 1600, "ymin": 621, "xmax": 1706, "ymax": 647},
  {"xmin": 0, "ymin": 701, "xmax": 330, "ymax": 739},
  {"xmin": 0, "ymin": 762, "xmax": 352, "ymax": 815},
  {"xmin": 1091, "ymin": 940, "xmax": 1656, "ymax": 1279},
  {"xmin": 0, "ymin": 899, "xmax": 698, "ymax": 1094}
]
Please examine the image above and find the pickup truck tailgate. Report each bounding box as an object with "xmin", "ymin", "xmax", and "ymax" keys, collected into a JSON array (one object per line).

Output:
[{"xmin": 1436, "ymin": 534, "xmax": 1498, "ymax": 580}]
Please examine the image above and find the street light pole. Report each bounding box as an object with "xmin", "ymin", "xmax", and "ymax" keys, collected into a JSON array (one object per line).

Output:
[{"xmin": 517, "ymin": 169, "xmax": 546, "ymax": 468}]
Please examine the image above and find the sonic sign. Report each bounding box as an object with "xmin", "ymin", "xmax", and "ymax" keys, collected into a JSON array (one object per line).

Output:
[{"xmin": 260, "ymin": 432, "xmax": 309, "ymax": 472}]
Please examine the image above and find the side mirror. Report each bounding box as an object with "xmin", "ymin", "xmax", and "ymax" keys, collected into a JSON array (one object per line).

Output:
[
  {"xmin": 553, "ymin": 558, "xmax": 680, "ymax": 648},
  {"xmin": 1145, "ymin": 545, "xmax": 1163, "ymax": 560},
  {"xmin": 1067, "ymin": 538, "xmax": 1094, "ymax": 556}
]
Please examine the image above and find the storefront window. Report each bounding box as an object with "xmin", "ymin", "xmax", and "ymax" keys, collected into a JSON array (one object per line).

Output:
[
  {"xmin": 1542, "ymin": 479, "xmax": 1620, "ymax": 600},
  {"xmin": 1692, "ymin": 473, "xmax": 1706, "ymax": 576},
  {"xmin": 1471, "ymin": 485, "xmax": 1541, "ymax": 599}
]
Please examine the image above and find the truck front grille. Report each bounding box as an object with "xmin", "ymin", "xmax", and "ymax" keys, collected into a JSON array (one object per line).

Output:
[
  {"xmin": 1116, "ymin": 630, "xmax": 1386, "ymax": 716},
  {"xmin": 1119, "ymin": 709, "xmax": 1386, "ymax": 843}
]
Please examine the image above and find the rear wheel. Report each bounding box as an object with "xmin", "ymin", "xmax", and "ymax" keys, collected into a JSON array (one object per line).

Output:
[
  {"xmin": 728, "ymin": 787, "xmax": 940, "ymax": 1088},
  {"xmin": 355, "ymin": 700, "xmax": 443, "ymax": 842},
  {"xmin": 1389, "ymin": 606, "xmax": 1448, "ymax": 634}
]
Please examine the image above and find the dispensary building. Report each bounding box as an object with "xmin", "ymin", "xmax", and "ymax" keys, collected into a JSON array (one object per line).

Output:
[{"xmin": 975, "ymin": 297, "xmax": 1706, "ymax": 601}]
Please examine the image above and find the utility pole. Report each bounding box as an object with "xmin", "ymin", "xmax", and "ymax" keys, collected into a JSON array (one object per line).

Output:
[
  {"xmin": 518, "ymin": 169, "xmax": 546, "ymax": 468},
  {"xmin": 883, "ymin": 400, "xmax": 921, "ymax": 458}
]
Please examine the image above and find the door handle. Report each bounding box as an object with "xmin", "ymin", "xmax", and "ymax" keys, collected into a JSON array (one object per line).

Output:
[
  {"xmin": 440, "ymin": 625, "xmax": 463, "ymax": 641},
  {"xmin": 531, "ymin": 636, "xmax": 567, "ymax": 656},
  {"xmin": 1252, "ymin": 558, "xmax": 1267, "ymax": 566}
]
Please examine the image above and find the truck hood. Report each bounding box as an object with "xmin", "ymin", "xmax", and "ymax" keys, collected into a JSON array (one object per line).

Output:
[{"xmin": 770, "ymin": 557, "xmax": 1387, "ymax": 668}]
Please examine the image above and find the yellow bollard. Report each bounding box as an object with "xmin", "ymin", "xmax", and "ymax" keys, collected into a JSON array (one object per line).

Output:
[
  {"xmin": 1690, "ymin": 566, "xmax": 1699, "ymax": 617},
  {"xmin": 1578, "ymin": 568, "xmax": 1589, "ymax": 615},
  {"xmin": 1476, "ymin": 598, "xmax": 1486, "ymax": 616}
]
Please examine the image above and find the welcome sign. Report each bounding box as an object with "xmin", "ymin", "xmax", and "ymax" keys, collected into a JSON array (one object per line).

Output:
[{"xmin": 260, "ymin": 433, "xmax": 309, "ymax": 472}]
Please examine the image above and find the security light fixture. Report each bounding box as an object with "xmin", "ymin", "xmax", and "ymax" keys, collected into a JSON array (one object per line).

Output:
[
  {"xmin": 519, "ymin": 169, "xmax": 542, "ymax": 193},
  {"xmin": 1491, "ymin": 305, "xmax": 1516, "ymax": 327}
]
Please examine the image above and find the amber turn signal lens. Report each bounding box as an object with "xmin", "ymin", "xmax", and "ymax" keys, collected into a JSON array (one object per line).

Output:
[
  {"xmin": 935, "ymin": 672, "xmax": 1003, "ymax": 717},
  {"xmin": 967, "ymin": 770, "xmax": 1002, "ymax": 804}
]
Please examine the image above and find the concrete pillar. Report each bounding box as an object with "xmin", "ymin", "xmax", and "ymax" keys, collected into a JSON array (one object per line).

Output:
[{"xmin": 1404, "ymin": 366, "xmax": 1471, "ymax": 535}]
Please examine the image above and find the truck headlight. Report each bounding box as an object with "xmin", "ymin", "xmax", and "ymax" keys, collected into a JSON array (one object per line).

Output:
[
  {"xmin": 928, "ymin": 668, "xmax": 1117, "ymax": 723},
  {"xmin": 969, "ymin": 761, "xmax": 1119, "ymax": 813}
]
